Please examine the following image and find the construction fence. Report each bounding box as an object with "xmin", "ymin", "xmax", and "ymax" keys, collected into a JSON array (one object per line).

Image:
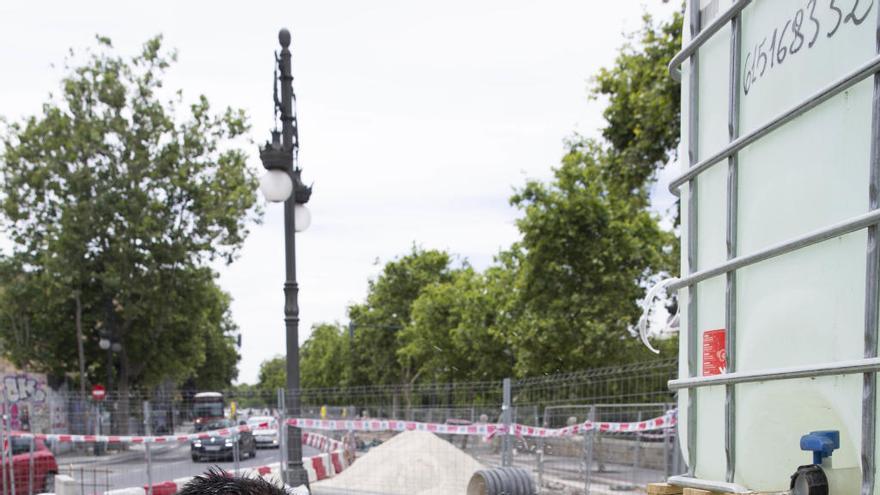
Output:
[{"xmin": 0, "ymin": 357, "xmax": 681, "ymax": 494}]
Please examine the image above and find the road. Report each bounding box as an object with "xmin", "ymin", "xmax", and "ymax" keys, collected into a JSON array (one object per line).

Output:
[{"xmin": 57, "ymin": 444, "xmax": 320, "ymax": 492}]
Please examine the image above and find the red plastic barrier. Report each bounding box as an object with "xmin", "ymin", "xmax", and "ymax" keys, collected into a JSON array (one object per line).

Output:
[
  {"xmin": 311, "ymin": 456, "xmax": 327, "ymax": 480},
  {"xmin": 145, "ymin": 481, "xmax": 178, "ymax": 495},
  {"xmin": 330, "ymin": 452, "xmax": 344, "ymax": 474}
]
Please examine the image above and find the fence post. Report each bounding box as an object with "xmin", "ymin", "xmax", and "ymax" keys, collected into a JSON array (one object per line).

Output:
[
  {"xmin": 632, "ymin": 411, "xmax": 643, "ymax": 488},
  {"xmin": 233, "ymin": 431, "xmax": 240, "ymax": 475},
  {"xmin": 583, "ymin": 405, "xmax": 596, "ymax": 495},
  {"xmin": 94, "ymin": 402, "xmax": 103, "ymax": 456},
  {"xmin": 278, "ymin": 388, "xmax": 287, "ymax": 481},
  {"xmin": 28, "ymin": 436, "xmax": 34, "ymax": 495},
  {"xmin": 5, "ymin": 398, "xmax": 15, "ymax": 495},
  {"xmin": 537, "ymin": 407, "xmax": 546, "ymax": 493},
  {"xmin": 664, "ymin": 402, "xmax": 671, "ymax": 478},
  {"xmin": 143, "ymin": 401, "xmax": 153, "ymax": 495},
  {"xmin": 501, "ymin": 378, "xmax": 512, "ymax": 467},
  {"xmin": 0, "ymin": 406, "xmax": 8, "ymax": 495}
]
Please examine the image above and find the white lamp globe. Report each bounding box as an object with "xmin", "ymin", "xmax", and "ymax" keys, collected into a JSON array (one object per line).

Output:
[
  {"xmin": 99, "ymin": 338, "xmax": 111, "ymax": 350},
  {"xmin": 294, "ymin": 204, "xmax": 311, "ymax": 232},
  {"xmin": 260, "ymin": 170, "xmax": 293, "ymax": 202}
]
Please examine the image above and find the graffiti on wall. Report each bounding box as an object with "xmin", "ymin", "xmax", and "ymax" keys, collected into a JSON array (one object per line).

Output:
[
  {"xmin": 0, "ymin": 373, "xmax": 64, "ymax": 433},
  {"xmin": 4, "ymin": 375, "xmax": 47, "ymax": 403}
]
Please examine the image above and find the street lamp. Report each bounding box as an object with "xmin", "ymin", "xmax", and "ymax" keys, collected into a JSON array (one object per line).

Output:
[
  {"xmin": 259, "ymin": 27, "xmax": 312, "ymax": 488},
  {"xmin": 97, "ymin": 334, "xmax": 120, "ymax": 451},
  {"xmin": 98, "ymin": 335, "xmax": 121, "ymax": 393},
  {"xmin": 97, "ymin": 333, "xmax": 118, "ymax": 389}
]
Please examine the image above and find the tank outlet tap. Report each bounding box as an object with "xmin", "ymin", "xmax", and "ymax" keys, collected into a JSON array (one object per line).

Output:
[
  {"xmin": 800, "ymin": 431, "xmax": 839, "ymax": 466},
  {"xmin": 791, "ymin": 430, "xmax": 859, "ymax": 495}
]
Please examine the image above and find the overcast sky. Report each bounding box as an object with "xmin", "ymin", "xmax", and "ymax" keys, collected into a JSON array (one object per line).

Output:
[{"xmin": 0, "ymin": 1, "xmax": 679, "ymax": 384}]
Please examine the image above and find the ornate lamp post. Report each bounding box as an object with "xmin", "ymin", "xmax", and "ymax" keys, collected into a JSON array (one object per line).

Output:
[{"xmin": 258, "ymin": 28, "xmax": 312, "ymax": 488}]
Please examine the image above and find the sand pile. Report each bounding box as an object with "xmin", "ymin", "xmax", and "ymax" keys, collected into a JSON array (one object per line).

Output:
[{"xmin": 314, "ymin": 430, "xmax": 484, "ymax": 495}]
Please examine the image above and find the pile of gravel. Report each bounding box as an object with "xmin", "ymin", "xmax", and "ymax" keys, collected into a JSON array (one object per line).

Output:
[{"xmin": 314, "ymin": 430, "xmax": 484, "ymax": 495}]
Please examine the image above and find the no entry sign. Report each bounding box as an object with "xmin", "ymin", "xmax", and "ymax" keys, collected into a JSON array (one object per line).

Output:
[{"xmin": 91, "ymin": 384, "xmax": 106, "ymax": 401}]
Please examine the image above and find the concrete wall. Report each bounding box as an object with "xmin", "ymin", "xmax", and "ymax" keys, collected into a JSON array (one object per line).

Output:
[
  {"xmin": 0, "ymin": 358, "xmax": 69, "ymax": 435},
  {"xmin": 539, "ymin": 435, "xmax": 668, "ymax": 470}
]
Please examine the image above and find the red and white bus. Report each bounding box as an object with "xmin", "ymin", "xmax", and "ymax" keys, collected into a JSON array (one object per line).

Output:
[{"xmin": 192, "ymin": 392, "xmax": 225, "ymax": 432}]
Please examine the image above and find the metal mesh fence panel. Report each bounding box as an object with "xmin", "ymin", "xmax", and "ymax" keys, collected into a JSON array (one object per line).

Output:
[
  {"xmin": 0, "ymin": 357, "xmax": 679, "ymax": 494},
  {"xmin": 529, "ymin": 404, "xmax": 678, "ymax": 494},
  {"xmin": 3, "ymin": 389, "xmax": 288, "ymax": 494}
]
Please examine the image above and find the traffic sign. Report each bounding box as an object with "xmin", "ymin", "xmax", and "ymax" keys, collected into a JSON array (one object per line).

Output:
[{"xmin": 91, "ymin": 384, "xmax": 106, "ymax": 401}]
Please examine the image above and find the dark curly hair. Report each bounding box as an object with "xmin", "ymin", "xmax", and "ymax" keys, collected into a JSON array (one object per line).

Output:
[{"xmin": 177, "ymin": 467, "xmax": 289, "ymax": 495}]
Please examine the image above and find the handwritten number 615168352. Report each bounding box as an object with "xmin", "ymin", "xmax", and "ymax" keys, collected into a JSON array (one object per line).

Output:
[{"xmin": 743, "ymin": 0, "xmax": 874, "ymax": 95}]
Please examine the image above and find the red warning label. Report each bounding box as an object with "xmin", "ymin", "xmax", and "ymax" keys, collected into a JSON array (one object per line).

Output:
[{"xmin": 702, "ymin": 328, "xmax": 726, "ymax": 376}]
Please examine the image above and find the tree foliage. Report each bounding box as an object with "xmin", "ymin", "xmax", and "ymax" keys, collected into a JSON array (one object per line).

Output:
[
  {"xmin": 507, "ymin": 141, "xmax": 676, "ymax": 374},
  {"xmin": 0, "ymin": 35, "xmax": 258, "ymax": 394},
  {"xmin": 348, "ymin": 246, "xmax": 457, "ymax": 386},
  {"xmin": 271, "ymin": 11, "xmax": 684, "ymax": 388},
  {"xmin": 256, "ymin": 356, "xmax": 286, "ymax": 396},
  {"xmin": 501, "ymin": 12, "xmax": 682, "ymax": 374},
  {"xmin": 398, "ymin": 267, "xmax": 515, "ymax": 382},
  {"xmin": 301, "ymin": 323, "xmax": 350, "ymax": 389},
  {"xmin": 189, "ymin": 284, "xmax": 241, "ymax": 390},
  {"xmin": 592, "ymin": 12, "xmax": 683, "ymax": 198}
]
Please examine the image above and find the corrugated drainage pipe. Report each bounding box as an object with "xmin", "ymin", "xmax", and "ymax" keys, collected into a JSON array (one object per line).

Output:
[{"xmin": 467, "ymin": 467, "xmax": 536, "ymax": 495}]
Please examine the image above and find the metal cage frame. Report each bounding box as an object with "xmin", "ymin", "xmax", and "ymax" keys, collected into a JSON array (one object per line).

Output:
[{"xmin": 666, "ymin": 1, "xmax": 880, "ymax": 493}]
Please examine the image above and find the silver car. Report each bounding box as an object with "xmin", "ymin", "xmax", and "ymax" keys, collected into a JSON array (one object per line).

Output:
[{"xmin": 248, "ymin": 416, "xmax": 280, "ymax": 448}]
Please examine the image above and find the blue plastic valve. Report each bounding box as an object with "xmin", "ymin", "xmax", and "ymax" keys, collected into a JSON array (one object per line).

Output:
[{"xmin": 800, "ymin": 430, "xmax": 840, "ymax": 465}]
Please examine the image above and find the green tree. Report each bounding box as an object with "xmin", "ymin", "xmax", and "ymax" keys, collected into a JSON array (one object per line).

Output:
[
  {"xmin": 348, "ymin": 246, "xmax": 457, "ymax": 386},
  {"xmin": 301, "ymin": 323, "xmax": 350, "ymax": 389},
  {"xmin": 507, "ymin": 140, "xmax": 676, "ymax": 375},
  {"xmin": 398, "ymin": 267, "xmax": 514, "ymax": 383},
  {"xmin": 0, "ymin": 36, "xmax": 258, "ymax": 402},
  {"xmin": 228, "ymin": 382, "xmax": 266, "ymax": 410},
  {"xmin": 257, "ymin": 356, "xmax": 286, "ymax": 395},
  {"xmin": 189, "ymin": 284, "xmax": 241, "ymax": 390},
  {"xmin": 497, "ymin": 12, "xmax": 682, "ymax": 375},
  {"xmin": 275, "ymin": 11, "xmax": 684, "ymax": 387},
  {"xmin": 592, "ymin": 12, "xmax": 683, "ymax": 199},
  {"xmin": 393, "ymin": 12, "xmax": 683, "ymax": 380}
]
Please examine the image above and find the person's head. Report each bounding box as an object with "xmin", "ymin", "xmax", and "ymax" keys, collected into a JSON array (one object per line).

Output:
[{"xmin": 177, "ymin": 468, "xmax": 288, "ymax": 495}]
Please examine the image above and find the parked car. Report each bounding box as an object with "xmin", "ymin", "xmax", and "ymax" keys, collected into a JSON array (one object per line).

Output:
[
  {"xmin": 247, "ymin": 416, "xmax": 279, "ymax": 449},
  {"xmin": 190, "ymin": 419, "xmax": 256, "ymax": 462},
  {"xmin": 2, "ymin": 437, "xmax": 58, "ymax": 495}
]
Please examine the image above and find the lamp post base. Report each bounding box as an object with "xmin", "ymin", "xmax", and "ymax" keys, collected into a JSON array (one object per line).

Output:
[
  {"xmin": 284, "ymin": 464, "xmax": 310, "ymax": 489},
  {"xmin": 284, "ymin": 425, "xmax": 310, "ymax": 489}
]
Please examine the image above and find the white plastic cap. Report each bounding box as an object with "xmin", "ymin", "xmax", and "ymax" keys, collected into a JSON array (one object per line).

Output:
[
  {"xmin": 260, "ymin": 170, "xmax": 293, "ymax": 203},
  {"xmin": 294, "ymin": 204, "xmax": 311, "ymax": 232}
]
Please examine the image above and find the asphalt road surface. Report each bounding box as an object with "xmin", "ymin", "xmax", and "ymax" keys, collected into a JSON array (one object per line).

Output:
[{"xmin": 58, "ymin": 444, "xmax": 320, "ymax": 492}]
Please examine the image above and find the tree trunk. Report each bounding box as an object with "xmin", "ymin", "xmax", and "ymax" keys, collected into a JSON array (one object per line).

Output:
[
  {"xmin": 74, "ymin": 292, "xmax": 86, "ymax": 397},
  {"xmin": 117, "ymin": 347, "xmax": 130, "ymax": 435},
  {"xmin": 74, "ymin": 291, "xmax": 89, "ymax": 435}
]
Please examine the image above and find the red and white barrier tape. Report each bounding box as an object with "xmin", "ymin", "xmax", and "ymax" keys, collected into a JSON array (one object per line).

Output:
[
  {"xmin": 3, "ymin": 410, "xmax": 677, "ymax": 445},
  {"xmin": 286, "ymin": 410, "xmax": 677, "ymax": 438},
  {"xmin": 6, "ymin": 422, "xmax": 268, "ymax": 444}
]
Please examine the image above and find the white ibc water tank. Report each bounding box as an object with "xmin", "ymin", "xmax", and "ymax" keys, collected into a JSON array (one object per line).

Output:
[{"xmin": 671, "ymin": 0, "xmax": 879, "ymax": 493}]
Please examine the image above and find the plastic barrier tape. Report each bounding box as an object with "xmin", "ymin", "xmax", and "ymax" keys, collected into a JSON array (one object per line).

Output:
[
  {"xmin": 286, "ymin": 410, "xmax": 677, "ymax": 438},
  {"xmin": 2, "ymin": 410, "xmax": 676, "ymax": 445},
  {"xmin": 6, "ymin": 422, "xmax": 268, "ymax": 444}
]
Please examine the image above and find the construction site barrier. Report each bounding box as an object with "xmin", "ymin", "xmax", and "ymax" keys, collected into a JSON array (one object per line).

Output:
[{"xmin": 285, "ymin": 410, "xmax": 677, "ymax": 438}]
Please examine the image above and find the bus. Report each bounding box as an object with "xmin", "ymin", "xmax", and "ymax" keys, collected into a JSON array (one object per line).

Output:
[{"xmin": 192, "ymin": 392, "xmax": 224, "ymax": 432}]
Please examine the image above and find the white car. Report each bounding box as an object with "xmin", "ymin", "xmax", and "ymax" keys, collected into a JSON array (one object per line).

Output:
[{"xmin": 248, "ymin": 416, "xmax": 280, "ymax": 448}]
